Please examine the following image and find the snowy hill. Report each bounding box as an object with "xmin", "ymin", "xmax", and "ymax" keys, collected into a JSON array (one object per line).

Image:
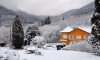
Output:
[
  {"xmin": 50, "ymin": 2, "xmax": 94, "ymax": 27},
  {"xmin": 61, "ymin": 2, "xmax": 94, "ymax": 16},
  {"xmin": 0, "ymin": 5, "xmax": 16, "ymax": 15},
  {"xmin": 0, "ymin": 5, "xmax": 43, "ymax": 23}
]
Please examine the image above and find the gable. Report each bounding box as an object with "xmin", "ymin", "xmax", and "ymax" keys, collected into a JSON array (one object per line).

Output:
[
  {"xmin": 61, "ymin": 27, "xmax": 91, "ymax": 33},
  {"xmin": 69, "ymin": 28, "xmax": 90, "ymax": 35}
]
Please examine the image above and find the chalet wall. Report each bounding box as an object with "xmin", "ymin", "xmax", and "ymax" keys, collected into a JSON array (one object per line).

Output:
[{"xmin": 60, "ymin": 28, "xmax": 90, "ymax": 45}]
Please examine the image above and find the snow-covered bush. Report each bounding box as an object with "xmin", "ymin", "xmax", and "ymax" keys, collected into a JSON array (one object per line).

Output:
[
  {"xmin": 31, "ymin": 36, "xmax": 45, "ymax": 44},
  {"xmin": 37, "ymin": 42, "xmax": 45, "ymax": 48},
  {"xmin": 25, "ymin": 49, "xmax": 42, "ymax": 55},
  {"xmin": 0, "ymin": 27, "xmax": 10, "ymax": 45},
  {"xmin": 0, "ymin": 48, "xmax": 20, "ymax": 60},
  {"xmin": 31, "ymin": 36, "xmax": 45, "ymax": 48},
  {"xmin": 66, "ymin": 41, "xmax": 93, "ymax": 53},
  {"xmin": 39, "ymin": 25, "xmax": 60, "ymax": 43},
  {"xmin": 35, "ymin": 51, "xmax": 42, "ymax": 55}
]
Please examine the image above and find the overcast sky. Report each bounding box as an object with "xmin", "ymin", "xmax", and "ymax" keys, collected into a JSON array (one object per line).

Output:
[{"xmin": 0, "ymin": 0, "xmax": 94, "ymax": 15}]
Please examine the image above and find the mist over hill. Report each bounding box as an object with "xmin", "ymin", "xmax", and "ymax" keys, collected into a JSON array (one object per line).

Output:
[
  {"xmin": 61, "ymin": 2, "xmax": 94, "ymax": 16},
  {"xmin": 49, "ymin": 2, "xmax": 94, "ymax": 27},
  {"xmin": 0, "ymin": 5, "xmax": 44, "ymax": 23},
  {"xmin": 0, "ymin": 2, "xmax": 94, "ymax": 27}
]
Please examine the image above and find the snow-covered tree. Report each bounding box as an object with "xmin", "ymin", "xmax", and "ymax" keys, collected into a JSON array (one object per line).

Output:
[
  {"xmin": 12, "ymin": 15, "xmax": 24, "ymax": 49},
  {"xmin": 31, "ymin": 36, "xmax": 45, "ymax": 44},
  {"xmin": 0, "ymin": 27, "xmax": 10, "ymax": 44},
  {"xmin": 88, "ymin": 0, "xmax": 100, "ymax": 53},
  {"xmin": 31, "ymin": 36, "xmax": 45, "ymax": 48},
  {"xmin": 39, "ymin": 25, "xmax": 60, "ymax": 43},
  {"xmin": 26, "ymin": 24, "xmax": 40, "ymax": 45}
]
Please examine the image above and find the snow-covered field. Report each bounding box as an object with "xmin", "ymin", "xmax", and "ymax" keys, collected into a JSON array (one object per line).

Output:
[{"xmin": 0, "ymin": 46, "xmax": 100, "ymax": 60}]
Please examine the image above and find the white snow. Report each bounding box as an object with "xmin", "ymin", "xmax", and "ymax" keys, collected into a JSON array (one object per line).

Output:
[
  {"xmin": 32, "ymin": 36, "xmax": 45, "ymax": 43},
  {"xmin": 60, "ymin": 27, "xmax": 74, "ymax": 32},
  {"xmin": 0, "ymin": 46, "xmax": 100, "ymax": 60},
  {"xmin": 60, "ymin": 26, "xmax": 91, "ymax": 33},
  {"xmin": 79, "ymin": 27, "xmax": 91, "ymax": 33}
]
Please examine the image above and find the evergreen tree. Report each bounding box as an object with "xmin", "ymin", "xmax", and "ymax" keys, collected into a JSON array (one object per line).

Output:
[
  {"xmin": 12, "ymin": 15, "xmax": 24, "ymax": 49},
  {"xmin": 47, "ymin": 16, "xmax": 51, "ymax": 24},
  {"xmin": 88, "ymin": 0, "xmax": 100, "ymax": 52},
  {"xmin": 40, "ymin": 16, "xmax": 51, "ymax": 26},
  {"xmin": 44, "ymin": 16, "xmax": 51, "ymax": 25}
]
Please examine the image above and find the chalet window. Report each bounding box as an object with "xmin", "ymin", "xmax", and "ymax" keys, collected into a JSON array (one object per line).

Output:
[
  {"xmin": 84, "ymin": 36, "xmax": 88, "ymax": 39},
  {"xmin": 77, "ymin": 35, "xmax": 81, "ymax": 39},
  {"xmin": 63, "ymin": 35, "xmax": 67, "ymax": 39},
  {"xmin": 69, "ymin": 35, "xmax": 73, "ymax": 39}
]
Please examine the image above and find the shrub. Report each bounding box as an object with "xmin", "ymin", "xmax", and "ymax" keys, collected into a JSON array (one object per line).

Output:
[
  {"xmin": 66, "ymin": 41, "xmax": 94, "ymax": 53},
  {"xmin": 35, "ymin": 51, "xmax": 42, "ymax": 55},
  {"xmin": 31, "ymin": 36, "xmax": 45, "ymax": 48}
]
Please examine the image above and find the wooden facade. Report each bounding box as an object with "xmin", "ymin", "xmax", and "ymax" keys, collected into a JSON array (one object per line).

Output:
[{"xmin": 60, "ymin": 27, "xmax": 91, "ymax": 45}]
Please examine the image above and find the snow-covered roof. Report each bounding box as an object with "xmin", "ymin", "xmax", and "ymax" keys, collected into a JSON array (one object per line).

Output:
[
  {"xmin": 79, "ymin": 27, "xmax": 91, "ymax": 33},
  {"xmin": 60, "ymin": 27, "xmax": 74, "ymax": 32},
  {"xmin": 61, "ymin": 26, "xmax": 91, "ymax": 33}
]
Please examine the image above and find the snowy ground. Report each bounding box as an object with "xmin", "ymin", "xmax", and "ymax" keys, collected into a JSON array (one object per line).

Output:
[{"xmin": 0, "ymin": 46, "xmax": 100, "ymax": 60}]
